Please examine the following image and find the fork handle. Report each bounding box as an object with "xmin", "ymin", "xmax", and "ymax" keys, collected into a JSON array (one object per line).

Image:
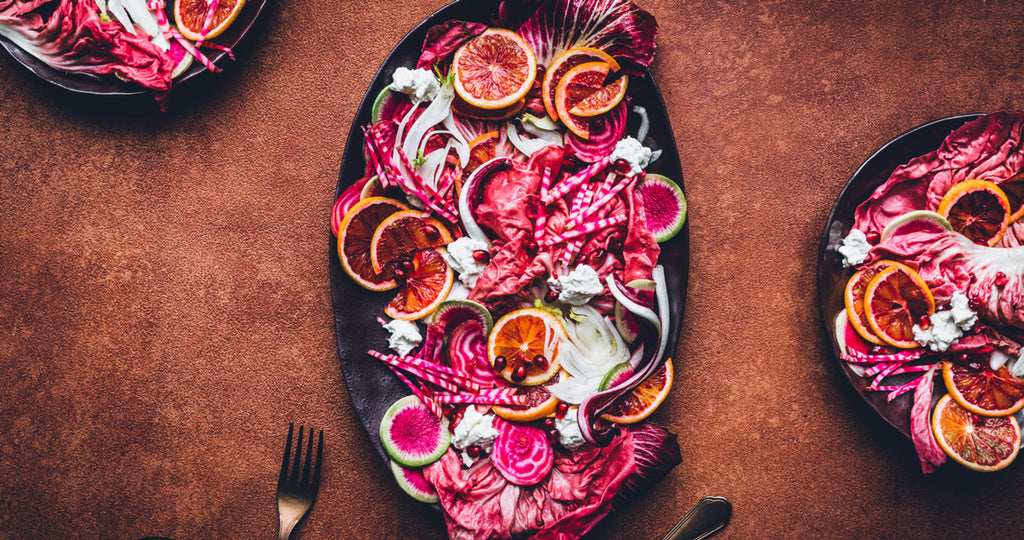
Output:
[{"xmin": 278, "ymin": 516, "xmax": 299, "ymax": 540}]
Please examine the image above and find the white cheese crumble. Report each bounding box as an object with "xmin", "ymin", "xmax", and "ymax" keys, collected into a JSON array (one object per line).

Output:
[
  {"xmin": 609, "ymin": 136, "xmax": 653, "ymax": 176},
  {"xmin": 555, "ymin": 413, "xmax": 585, "ymax": 451},
  {"xmin": 838, "ymin": 229, "xmax": 871, "ymax": 268},
  {"xmin": 912, "ymin": 292, "xmax": 978, "ymax": 352},
  {"xmin": 389, "ymin": 67, "xmax": 440, "ymax": 102},
  {"xmin": 382, "ymin": 319, "xmax": 422, "ymax": 356},
  {"xmin": 452, "ymin": 407, "xmax": 498, "ymax": 466},
  {"xmin": 550, "ymin": 265, "xmax": 604, "ymax": 306},
  {"xmin": 443, "ymin": 237, "xmax": 489, "ymax": 288}
]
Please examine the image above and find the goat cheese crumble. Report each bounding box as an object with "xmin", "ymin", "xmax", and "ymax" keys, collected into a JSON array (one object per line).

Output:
[
  {"xmin": 912, "ymin": 292, "xmax": 977, "ymax": 352},
  {"xmin": 555, "ymin": 414, "xmax": 585, "ymax": 450},
  {"xmin": 382, "ymin": 319, "xmax": 422, "ymax": 356},
  {"xmin": 389, "ymin": 67, "xmax": 440, "ymax": 102},
  {"xmin": 839, "ymin": 229, "xmax": 871, "ymax": 267},
  {"xmin": 609, "ymin": 136, "xmax": 653, "ymax": 176},
  {"xmin": 453, "ymin": 407, "xmax": 499, "ymax": 466},
  {"xmin": 444, "ymin": 237, "xmax": 489, "ymax": 288},
  {"xmin": 551, "ymin": 265, "xmax": 604, "ymax": 306}
]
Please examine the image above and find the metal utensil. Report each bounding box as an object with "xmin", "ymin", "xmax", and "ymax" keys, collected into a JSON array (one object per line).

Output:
[
  {"xmin": 659, "ymin": 496, "xmax": 732, "ymax": 540},
  {"xmin": 276, "ymin": 423, "xmax": 324, "ymax": 540}
]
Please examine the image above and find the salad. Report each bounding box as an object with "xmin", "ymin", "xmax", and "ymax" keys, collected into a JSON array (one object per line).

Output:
[
  {"xmin": 0, "ymin": 0, "xmax": 247, "ymax": 108},
  {"xmin": 331, "ymin": 0, "xmax": 687, "ymax": 537},
  {"xmin": 832, "ymin": 111, "xmax": 1024, "ymax": 474}
]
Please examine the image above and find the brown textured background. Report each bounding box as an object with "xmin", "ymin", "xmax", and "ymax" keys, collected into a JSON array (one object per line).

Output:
[{"xmin": 2, "ymin": 0, "xmax": 1024, "ymax": 538}]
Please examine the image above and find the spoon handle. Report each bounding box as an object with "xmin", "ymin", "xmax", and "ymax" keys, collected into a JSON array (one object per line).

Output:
[{"xmin": 659, "ymin": 496, "xmax": 732, "ymax": 540}]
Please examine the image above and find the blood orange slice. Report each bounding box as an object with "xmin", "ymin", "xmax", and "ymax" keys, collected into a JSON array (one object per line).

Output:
[
  {"xmin": 460, "ymin": 131, "xmax": 514, "ymax": 193},
  {"xmin": 338, "ymin": 197, "xmax": 409, "ymax": 291},
  {"xmin": 863, "ymin": 262, "xmax": 935, "ymax": 348},
  {"xmin": 487, "ymin": 308, "xmax": 564, "ymax": 386},
  {"xmin": 174, "ymin": 0, "xmax": 246, "ymax": 41},
  {"xmin": 384, "ymin": 248, "xmax": 453, "ymax": 321},
  {"xmin": 843, "ymin": 260, "xmax": 894, "ymax": 345},
  {"xmin": 370, "ymin": 210, "xmax": 453, "ymax": 274},
  {"xmin": 932, "ymin": 394, "xmax": 1021, "ymax": 472},
  {"xmin": 492, "ymin": 371, "xmax": 563, "ymax": 422},
  {"xmin": 942, "ymin": 361, "xmax": 1024, "ymax": 417},
  {"xmin": 542, "ymin": 47, "xmax": 620, "ymax": 122},
  {"xmin": 453, "ymin": 28, "xmax": 537, "ymax": 110},
  {"xmin": 569, "ymin": 75, "xmax": 628, "ymax": 117},
  {"xmin": 999, "ymin": 170, "xmax": 1024, "ymax": 223},
  {"xmin": 937, "ymin": 179, "xmax": 1011, "ymax": 246},
  {"xmin": 600, "ymin": 358, "xmax": 673, "ymax": 424},
  {"xmin": 554, "ymin": 61, "xmax": 613, "ymax": 139}
]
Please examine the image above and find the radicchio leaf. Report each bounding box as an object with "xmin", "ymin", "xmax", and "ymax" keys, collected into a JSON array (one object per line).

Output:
[
  {"xmin": 910, "ymin": 364, "xmax": 946, "ymax": 474},
  {"xmin": 513, "ymin": 0, "xmax": 658, "ymax": 71},
  {"xmin": 613, "ymin": 422, "xmax": 681, "ymax": 509},
  {"xmin": 416, "ymin": 19, "xmax": 487, "ymax": 71}
]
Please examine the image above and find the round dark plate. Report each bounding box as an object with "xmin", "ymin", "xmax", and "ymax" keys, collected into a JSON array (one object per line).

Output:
[
  {"xmin": 329, "ymin": 0, "xmax": 689, "ymax": 464},
  {"xmin": 0, "ymin": 0, "xmax": 269, "ymax": 96},
  {"xmin": 816, "ymin": 114, "xmax": 983, "ymax": 436}
]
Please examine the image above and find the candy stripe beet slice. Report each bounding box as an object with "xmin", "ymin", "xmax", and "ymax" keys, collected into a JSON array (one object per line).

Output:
[{"xmin": 490, "ymin": 417, "xmax": 554, "ymax": 486}]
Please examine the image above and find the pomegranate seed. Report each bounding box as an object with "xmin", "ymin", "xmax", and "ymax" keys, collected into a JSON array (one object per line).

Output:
[
  {"xmin": 392, "ymin": 268, "xmax": 407, "ymax": 280},
  {"xmin": 466, "ymin": 445, "xmax": 481, "ymax": 458},
  {"xmin": 547, "ymin": 428, "xmax": 560, "ymax": 444},
  {"xmin": 865, "ymin": 231, "xmax": 881, "ymax": 244},
  {"xmin": 960, "ymin": 353, "xmax": 971, "ymax": 362},
  {"xmin": 917, "ymin": 315, "xmax": 931, "ymax": 330},
  {"xmin": 995, "ymin": 272, "xmax": 1009, "ymax": 287},
  {"xmin": 472, "ymin": 250, "xmax": 491, "ymax": 263},
  {"xmin": 423, "ymin": 224, "xmax": 441, "ymax": 240},
  {"xmin": 492, "ymin": 355, "xmax": 507, "ymax": 372},
  {"xmin": 544, "ymin": 288, "xmax": 559, "ymax": 303},
  {"xmin": 542, "ymin": 417, "xmax": 556, "ymax": 430},
  {"xmin": 555, "ymin": 402, "xmax": 569, "ymax": 418},
  {"xmin": 524, "ymin": 240, "xmax": 538, "ymax": 253},
  {"xmin": 520, "ymin": 353, "xmax": 533, "ymax": 366},
  {"xmin": 511, "ymin": 365, "xmax": 527, "ymax": 382},
  {"xmin": 533, "ymin": 354, "xmax": 548, "ymax": 370}
]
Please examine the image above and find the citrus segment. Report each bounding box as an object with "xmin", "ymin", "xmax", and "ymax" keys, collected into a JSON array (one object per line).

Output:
[
  {"xmin": 174, "ymin": 0, "xmax": 246, "ymax": 41},
  {"xmin": 453, "ymin": 96, "xmax": 525, "ymax": 121},
  {"xmin": 937, "ymin": 179, "xmax": 1011, "ymax": 246},
  {"xmin": 487, "ymin": 308, "xmax": 564, "ymax": 386},
  {"xmin": 999, "ymin": 171, "xmax": 1024, "ymax": 223},
  {"xmin": 569, "ymin": 75, "xmax": 628, "ymax": 117},
  {"xmin": 542, "ymin": 47, "xmax": 619, "ymax": 121},
  {"xmin": 370, "ymin": 210, "xmax": 453, "ymax": 274},
  {"xmin": 932, "ymin": 394, "xmax": 1021, "ymax": 472},
  {"xmin": 384, "ymin": 248, "xmax": 454, "ymax": 320},
  {"xmin": 338, "ymin": 197, "xmax": 409, "ymax": 291},
  {"xmin": 843, "ymin": 260, "xmax": 894, "ymax": 345},
  {"xmin": 554, "ymin": 61, "xmax": 613, "ymax": 139},
  {"xmin": 453, "ymin": 28, "xmax": 537, "ymax": 110},
  {"xmin": 601, "ymin": 358, "xmax": 673, "ymax": 424},
  {"xmin": 943, "ymin": 361, "xmax": 1024, "ymax": 417},
  {"xmin": 863, "ymin": 262, "xmax": 935, "ymax": 348},
  {"xmin": 492, "ymin": 371, "xmax": 563, "ymax": 422}
]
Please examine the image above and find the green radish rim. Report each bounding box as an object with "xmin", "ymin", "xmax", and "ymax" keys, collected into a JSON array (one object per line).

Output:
[
  {"xmin": 371, "ymin": 87, "xmax": 403, "ymax": 124},
  {"xmin": 389, "ymin": 460, "xmax": 440, "ymax": 504},
  {"xmin": 379, "ymin": 395, "xmax": 451, "ymax": 467},
  {"xmin": 879, "ymin": 210, "xmax": 951, "ymax": 242},
  {"xmin": 431, "ymin": 298, "xmax": 494, "ymax": 333},
  {"xmin": 599, "ymin": 361, "xmax": 633, "ymax": 392},
  {"xmin": 613, "ymin": 278, "xmax": 656, "ymax": 344},
  {"xmin": 638, "ymin": 173, "xmax": 687, "ymax": 243}
]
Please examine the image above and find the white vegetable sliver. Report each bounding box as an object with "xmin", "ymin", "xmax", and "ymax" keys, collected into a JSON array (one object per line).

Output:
[
  {"xmin": 122, "ymin": 0, "xmax": 167, "ymax": 50},
  {"xmin": 506, "ymin": 123, "xmax": 549, "ymax": 157},
  {"xmin": 633, "ymin": 105, "xmax": 650, "ymax": 142},
  {"xmin": 106, "ymin": 0, "xmax": 136, "ymax": 36},
  {"xmin": 441, "ymin": 113, "xmax": 470, "ymax": 167},
  {"xmin": 401, "ymin": 84, "xmax": 454, "ymax": 167}
]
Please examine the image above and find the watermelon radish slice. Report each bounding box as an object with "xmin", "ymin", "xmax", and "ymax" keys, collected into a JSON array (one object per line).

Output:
[
  {"xmin": 379, "ymin": 395, "xmax": 451, "ymax": 467},
  {"xmin": 431, "ymin": 298, "xmax": 493, "ymax": 334},
  {"xmin": 614, "ymin": 279, "xmax": 656, "ymax": 344},
  {"xmin": 637, "ymin": 173, "xmax": 686, "ymax": 242},
  {"xmin": 389, "ymin": 460, "xmax": 440, "ymax": 503},
  {"xmin": 371, "ymin": 87, "xmax": 411, "ymax": 124},
  {"xmin": 490, "ymin": 417, "xmax": 554, "ymax": 486}
]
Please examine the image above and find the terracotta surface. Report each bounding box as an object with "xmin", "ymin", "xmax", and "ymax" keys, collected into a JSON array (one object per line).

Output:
[{"xmin": 2, "ymin": 1, "xmax": 1024, "ymax": 538}]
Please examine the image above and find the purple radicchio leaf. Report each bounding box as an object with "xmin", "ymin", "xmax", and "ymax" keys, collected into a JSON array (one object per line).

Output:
[
  {"xmin": 513, "ymin": 0, "xmax": 658, "ymax": 71},
  {"xmin": 613, "ymin": 423, "xmax": 681, "ymax": 510},
  {"xmin": 910, "ymin": 363, "xmax": 946, "ymax": 474},
  {"xmin": 416, "ymin": 19, "xmax": 488, "ymax": 71}
]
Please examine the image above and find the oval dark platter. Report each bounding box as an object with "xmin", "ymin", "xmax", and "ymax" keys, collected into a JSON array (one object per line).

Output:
[
  {"xmin": 816, "ymin": 114, "xmax": 985, "ymax": 437},
  {"xmin": 0, "ymin": 0, "xmax": 268, "ymax": 96},
  {"xmin": 328, "ymin": 0, "xmax": 690, "ymax": 464}
]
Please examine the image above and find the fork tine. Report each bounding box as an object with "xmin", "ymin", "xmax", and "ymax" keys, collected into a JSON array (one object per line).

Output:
[
  {"xmin": 278, "ymin": 422, "xmax": 294, "ymax": 487},
  {"xmin": 312, "ymin": 429, "xmax": 324, "ymax": 491},
  {"xmin": 291, "ymin": 425, "xmax": 305, "ymax": 485},
  {"xmin": 301, "ymin": 426, "xmax": 314, "ymax": 485}
]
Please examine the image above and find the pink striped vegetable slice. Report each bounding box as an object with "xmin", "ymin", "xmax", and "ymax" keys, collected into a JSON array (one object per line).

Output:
[{"xmin": 490, "ymin": 417, "xmax": 554, "ymax": 486}]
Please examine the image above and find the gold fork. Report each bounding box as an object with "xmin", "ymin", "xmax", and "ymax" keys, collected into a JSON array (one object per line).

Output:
[{"xmin": 276, "ymin": 423, "xmax": 324, "ymax": 540}]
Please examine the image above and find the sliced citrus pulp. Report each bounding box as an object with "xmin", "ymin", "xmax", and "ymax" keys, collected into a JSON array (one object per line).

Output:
[
  {"xmin": 843, "ymin": 260, "xmax": 894, "ymax": 345},
  {"xmin": 384, "ymin": 248, "xmax": 453, "ymax": 321},
  {"xmin": 461, "ymin": 131, "xmax": 509, "ymax": 193},
  {"xmin": 554, "ymin": 61, "xmax": 613, "ymax": 139},
  {"xmin": 863, "ymin": 262, "xmax": 935, "ymax": 348},
  {"xmin": 569, "ymin": 75, "xmax": 628, "ymax": 117},
  {"xmin": 999, "ymin": 170, "xmax": 1024, "ymax": 223},
  {"xmin": 542, "ymin": 47, "xmax": 620, "ymax": 122},
  {"xmin": 487, "ymin": 308, "xmax": 564, "ymax": 386},
  {"xmin": 601, "ymin": 358, "xmax": 673, "ymax": 424},
  {"xmin": 492, "ymin": 371, "xmax": 564, "ymax": 422},
  {"xmin": 453, "ymin": 28, "xmax": 537, "ymax": 110},
  {"xmin": 174, "ymin": 0, "xmax": 246, "ymax": 41},
  {"xmin": 370, "ymin": 210, "xmax": 453, "ymax": 274},
  {"xmin": 338, "ymin": 197, "xmax": 409, "ymax": 291},
  {"xmin": 937, "ymin": 179, "xmax": 1011, "ymax": 246},
  {"xmin": 932, "ymin": 394, "xmax": 1021, "ymax": 472},
  {"xmin": 942, "ymin": 361, "xmax": 1024, "ymax": 417}
]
